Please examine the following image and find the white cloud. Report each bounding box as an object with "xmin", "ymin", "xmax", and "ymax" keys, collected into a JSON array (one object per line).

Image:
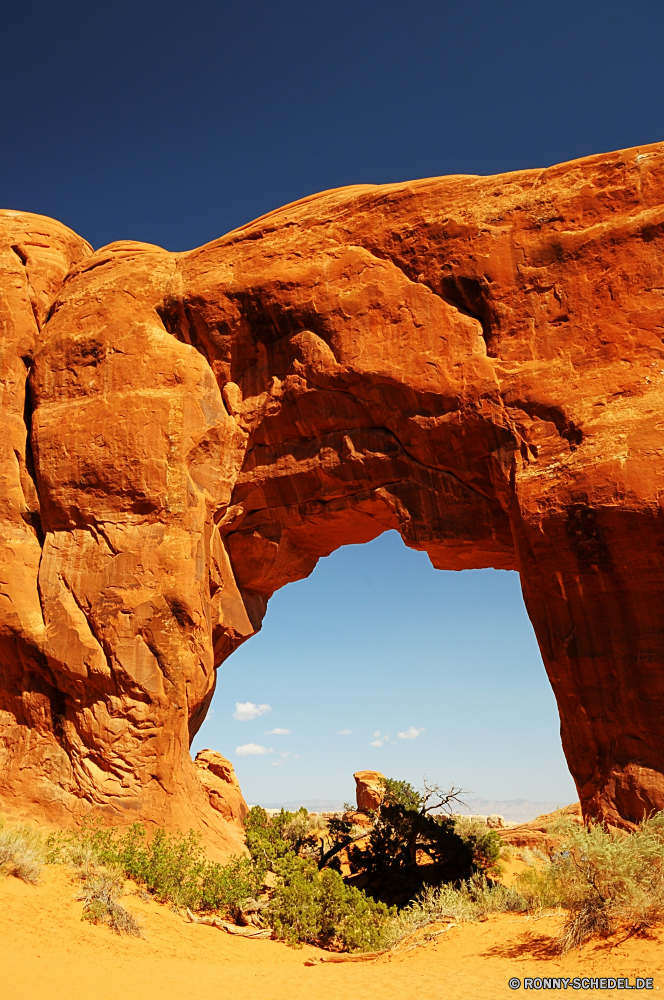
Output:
[
  {"xmin": 338, "ymin": 729, "xmax": 353, "ymax": 735},
  {"xmin": 235, "ymin": 743, "xmax": 273, "ymax": 756},
  {"xmin": 265, "ymin": 727, "xmax": 290, "ymax": 735},
  {"xmin": 370, "ymin": 731, "xmax": 391, "ymax": 748},
  {"xmin": 398, "ymin": 726, "xmax": 425, "ymax": 740},
  {"xmin": 270, "ymin": 750, "xmax": 299, "ymax": 767},
  {"xmin": 233, "ymin": 702, "xmax": 272, "ymax": 721}
]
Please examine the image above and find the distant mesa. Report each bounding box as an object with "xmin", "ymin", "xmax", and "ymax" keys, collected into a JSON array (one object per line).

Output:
[
  {"xmin": 257, "ymin": 799, "xmax": 346, "ymax": 813},
  {"xmin": 2, "ymin": 141, "xmax": 664, "ymax": 851}
]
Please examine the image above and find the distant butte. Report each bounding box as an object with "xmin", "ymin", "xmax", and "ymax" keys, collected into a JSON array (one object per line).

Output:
[{"xmin": 2, "ymin": 141, "xmax": 664, "ymax": 852}]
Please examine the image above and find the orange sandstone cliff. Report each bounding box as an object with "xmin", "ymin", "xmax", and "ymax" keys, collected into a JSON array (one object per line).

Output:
[{"xmin": 2, "ymin": 141, "xmax": 664, "ymax": 849}]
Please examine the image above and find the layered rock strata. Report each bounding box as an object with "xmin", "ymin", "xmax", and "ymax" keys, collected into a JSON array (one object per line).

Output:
[{"xmin": 2, "ymin": 141, "xmax": 664, "ymax": 845}]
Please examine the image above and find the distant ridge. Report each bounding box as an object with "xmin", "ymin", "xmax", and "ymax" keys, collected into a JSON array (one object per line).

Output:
[
  {"xmin": 453, "ymin": 798, "xmax": 572, "ymax": 823},
  {"xmin": 253, "ymin": 796, "xmax": 575, "ymax": 823},
  {"xmin": 253, "ymin": 798, "xmax": 346, "ymax": 812}
]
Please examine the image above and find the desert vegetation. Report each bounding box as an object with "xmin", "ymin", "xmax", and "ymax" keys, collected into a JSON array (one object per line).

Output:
[
  {"xmin": 3, "ymin": 780, "xmax": 664, "ymax": 955},
  {"xmin": 75, "ymin": 867, "xmax": 143, "ymax": 937},
  {"xmin": 516, "ymin": 813, "xmax": 664, "ymax": 952},
  {"xmin": 0, "ymin": 820, "xmax": 45, "ymax": 884},
  {"xmin": 317, "ymin": 778, "xmax": 504, "ymax": 907}
]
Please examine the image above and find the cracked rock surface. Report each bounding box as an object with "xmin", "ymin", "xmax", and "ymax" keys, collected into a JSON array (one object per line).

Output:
[{"xmin": 2, "ymin": 141, "xmax": 664, "ymax": 849}]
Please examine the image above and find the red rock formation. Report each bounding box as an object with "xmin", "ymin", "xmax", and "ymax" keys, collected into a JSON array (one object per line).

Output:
[
  {"xmin": 2, "ymin": 140, "xmax": 664, "ymax": 845},
  {"xmin": 193, "ymin": 750, "xmax": 249, "ymax": 833},
  {"xmin": 354, "ymin": 771, "xmax": 386, "ymax": 812},
  {"xmin": 501, "ymin": 803, "xmax": 583, "ymax": 849}
]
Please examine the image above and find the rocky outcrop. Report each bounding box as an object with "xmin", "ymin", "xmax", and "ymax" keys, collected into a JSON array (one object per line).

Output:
[
  {"xmin": 2, "ymin": 140, "xmax": 664, "ymax": 844},
  {"xmin": 193, "ymin": 750, "xmax": 249, "ymax": 829},
  {"xmin": 501, "ymin": 802, "xmax": 583, "ymax": 849},
  {"xmin": 354, "ymin": 771, "xmax": 386, "ymax": 812}
]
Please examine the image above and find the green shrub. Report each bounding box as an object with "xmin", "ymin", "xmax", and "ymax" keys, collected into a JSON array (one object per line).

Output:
[
  {"xmin": 382, "ymin": 778, "xmax": 421, "ymax": 812},
  {"xmin": 543, "ymin": 816, "xmax": 581, "ymax": 836},
  {"xmin": 47, "ymin": 821, "xmax": 262, "ymax": 914},
  {"xmin": 340, "ymin": 779, "xmax": 475, "ymax": 903},
  {"xmin": 347, "ymin": 802, "xmax": 474, "ymax": 886},
  {"xmin": 453, "ymin": 817, "xmax": 504, "ymax": 877},
  {"xmin": 244, "ymin": 806, "xmax": 319, "ymax": 865},
  {"xmin": 244, "ymin": 806, "xmax": 396, "ymax": 950},
  {"xmin": 266, "ymin": 857, "xmax": 395, "ymax": 951}
]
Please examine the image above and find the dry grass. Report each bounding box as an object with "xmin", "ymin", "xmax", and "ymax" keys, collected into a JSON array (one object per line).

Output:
[
  {"xmin": 75, "ymin": 867, "xmax": 142, "ymax": 937},
  {"xmin": 517, "ymin": 847, "xmax": 550, "ymax": 865},
  {"xmin": 386, "ymin": 874, "xmax": 527, "ymax": 949},
  {"xmin": 517, "ymin": 814, "xmax": 664, "ymax": 952},
  {"xmin": 0, "ymin": 821, "xmax": 45, "ymax": 884},
  {"xmin": 543, "ymin": 816, "xmax": 582, "ymax": 837}
]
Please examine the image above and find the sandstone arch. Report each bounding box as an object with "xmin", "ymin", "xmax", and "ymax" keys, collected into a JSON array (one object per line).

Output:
[{"xmin": 2, "ymin": 141, "xmax": 664, "ymax": 851}]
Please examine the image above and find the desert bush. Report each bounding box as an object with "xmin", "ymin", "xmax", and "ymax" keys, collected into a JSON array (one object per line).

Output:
[
  {"xmin": 543, "ymin": 816, "xmax": 581, "ymax": 836},
  {"xmin": 0, "ymin": 821, "xmax": 45, "ymax": 884},
  {"xmin": 382, "ymin": 778, "xmax": 422, "ymax": 812},
  {"xmin": 266, "ymin": 857, "xmax": 395, "ymax": 951},
  {"xmin": 309, "ymin": 777, "xmax": 508, "ymax": 907},
  {"xmin": 244, "ymin": 807, "xmax": 396, "ymax": 950},
  {"xmin": 516, "ymin": 846, "xmax": 550, "ymax": 867},
  {"xmin": 47, "ymin": 822, "xmax": 262, "ymax": 914},
  {"xmin": 305, "ymin": 813, "xmax": 329, "ymax": 833},
  {"xmin": 397, "ymin": 874, "xmax": 527, "ymax": 930},
  {"xmin": 516, "ymin": 817, "xmax": 664, "ymax": 951},
  {"xmin": 453, "ymin": 817, "xmax": 504, "ymax": 877},
  {"xmin": 76, "ymin": 866, "xmax": 142, "ymax": 936},
  {"xmin": 345, "ymin": 801, "xmax": 474, "ymax": 891},
  {"xmin": 336, "ymin": 778, "xmax": 485, "ymax": 904},
  {"xmin": 244, "ymin": 806, "xmax": 318, "ymax": 865},
  {"xmin": 382, "ymin": 874, "xmax": 528, "ymax": 951}
]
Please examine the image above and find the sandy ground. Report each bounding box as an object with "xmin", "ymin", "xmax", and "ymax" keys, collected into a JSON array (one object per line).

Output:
[{"xmin": 2, "ymin": 866, "xmax": 663, "ymax": 1000}]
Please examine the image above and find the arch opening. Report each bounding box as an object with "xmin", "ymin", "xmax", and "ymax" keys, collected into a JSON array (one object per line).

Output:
[{"xmin": 193, "ymin": 530, "xmax": 577, "ymax": 818}]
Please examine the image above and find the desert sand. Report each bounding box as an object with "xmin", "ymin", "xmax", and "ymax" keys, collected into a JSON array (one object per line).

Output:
[{"xmin": 1, "ymin": 866, "xmax": 662, "ymax": 1000}]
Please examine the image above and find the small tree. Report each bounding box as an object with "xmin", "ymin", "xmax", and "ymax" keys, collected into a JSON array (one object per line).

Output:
[{"xmin": 320, "ymin": 777, "xmax": 477, "ymax": 905}]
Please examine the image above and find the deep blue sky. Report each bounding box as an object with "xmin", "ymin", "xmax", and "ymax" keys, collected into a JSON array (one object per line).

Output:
[
  {"xmin": 4, "ymin": 1, "xmax": 662, "ymax": 807},
  {"xmin": 3, "ymin": 1, "xmax": 663, "ymax": 252}
]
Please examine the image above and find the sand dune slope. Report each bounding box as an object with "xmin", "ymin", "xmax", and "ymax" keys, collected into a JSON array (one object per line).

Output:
[{"xmin": 2, "ymin": 868, "xmax": 663, "ymax": 1000}]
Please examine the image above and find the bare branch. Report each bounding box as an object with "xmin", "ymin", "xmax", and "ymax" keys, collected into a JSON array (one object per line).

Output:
[{"xmin": 419, "ymin": 778, "xmax": 471, "ymax": 817}]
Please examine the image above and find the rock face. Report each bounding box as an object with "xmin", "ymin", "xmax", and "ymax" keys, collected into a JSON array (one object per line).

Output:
[
  {"xmin": 3, "ymin": 141, "xmax": 664, "ymax": 843},
  {"xmin": 354, "ymin": 771, "xmax": 386, "ymax": 812},
  {"xmin": 501, "ymin": 802, "xmax": 583, "ymax": 849},
  {"xmin": 193, "ymin": 750, "xmax": 249, "ymax": 835}
]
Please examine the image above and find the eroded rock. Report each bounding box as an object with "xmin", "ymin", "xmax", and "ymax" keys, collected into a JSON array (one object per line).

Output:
[
  {"xmin": 3, "ymin": 141, "xmax": 664, "ymax": 845},
  {"xmin": 354, "ymin": 771, "xmax": 387, "ymax": 813},
  {"xmin": 194, "ymin": 749, "xmax": 249, "ymax": 825}
]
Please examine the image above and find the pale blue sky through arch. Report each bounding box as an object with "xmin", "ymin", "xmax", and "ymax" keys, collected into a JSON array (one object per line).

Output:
[{"xmin": 192, "ymin": 531, "xmax": 577, "ymax": 808}]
